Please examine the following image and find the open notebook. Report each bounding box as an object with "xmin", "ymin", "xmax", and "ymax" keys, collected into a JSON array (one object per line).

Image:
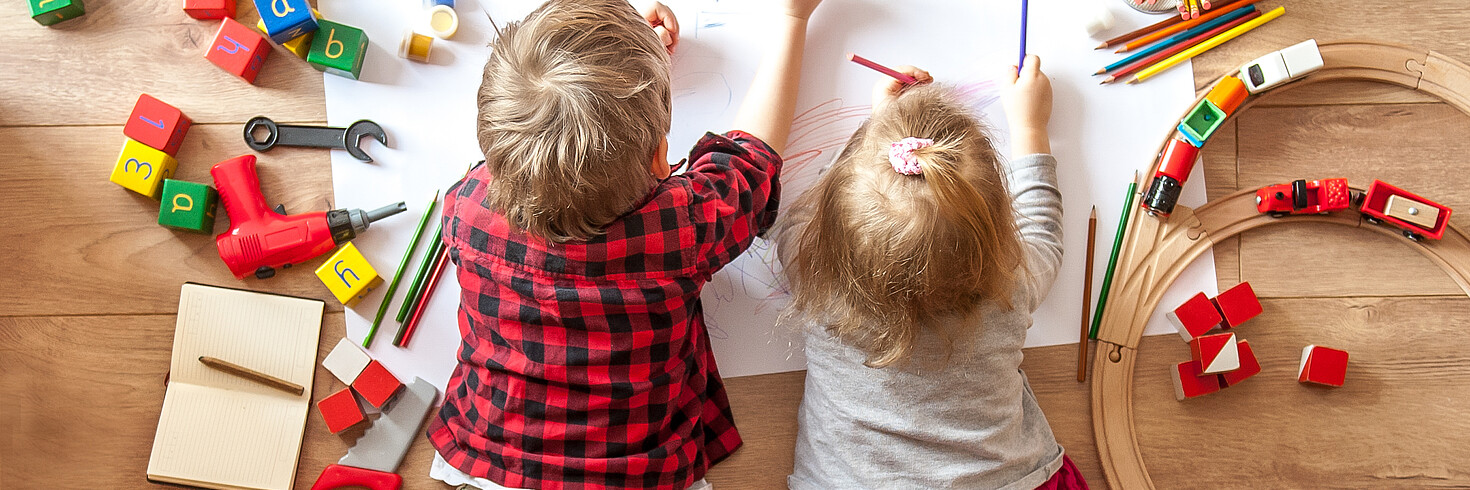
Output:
[{"xmin": 148, "ymin": 283, "xmax": 325, "ymax": 490}]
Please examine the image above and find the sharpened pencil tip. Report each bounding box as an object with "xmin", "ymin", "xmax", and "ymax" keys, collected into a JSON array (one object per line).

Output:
[
  {"xmin": 1095, "ymin": 42, "xmax": 1108, "ymax": 50},
  {"xmin": 1101, "ymin": 76, "xmax": 1116, "ymax": 84},
  {"xmin": 1115, "ymin": 47, "xmax": 1127, "ymax": 54},
  {"xmin": 1094, "ymin": 68, "xmax": 1106, "ymax": 75},
  {"xmin": 1126, "ymin": 78, "xmax": 1138, "ymax": 84}
]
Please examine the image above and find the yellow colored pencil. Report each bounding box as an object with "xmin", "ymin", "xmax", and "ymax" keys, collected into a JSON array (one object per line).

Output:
[{"xmin": 1129, "ymin": 6, "xmax": 1285, "ymax": 83}]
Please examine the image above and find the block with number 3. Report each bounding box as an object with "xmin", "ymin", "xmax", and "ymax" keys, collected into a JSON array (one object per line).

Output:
[
  {"xmin": 124, "ymin": 94, "xmax": 191, "ymax": 156},
  {"xmin": 308, "ymin": 20, "xmax": 369, "ymax": 80},
  {"xmin": 205, "ymin": 18, "xmax": 271, "ymax": 84},
  {"xmin": 110, "ymin": 139, "xmax": 178, "ymax": 199}
]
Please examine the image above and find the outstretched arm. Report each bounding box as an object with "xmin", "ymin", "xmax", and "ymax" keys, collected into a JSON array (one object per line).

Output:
[{"xmin": 730, "ymin": 0, "xmax": 824, "ymax": 154}]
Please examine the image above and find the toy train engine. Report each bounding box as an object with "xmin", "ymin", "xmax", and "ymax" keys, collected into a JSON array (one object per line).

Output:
[
  {"xmin": 1255, "ymin": 178, "xmax": 1350, "ymax": 217},
  {"xmin": 1141, "ymin": 138, "xmax": 1200, "ymax": 216},
  {"xmin": 1356, "ymin": 180, "xmax": 1452, "ymax": 241}
]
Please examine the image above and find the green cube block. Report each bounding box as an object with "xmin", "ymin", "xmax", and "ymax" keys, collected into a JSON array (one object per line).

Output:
[
  {"xmin": 157, "ymin": 179, "xmax": 218, "ymax": 234},
  {"xmin": 1178, "ymin": 99, "xmax": 1227, "ymax": 146},
  {"xmin": 307, "ymin": 20, "xmax": 368, "ymax": 80},
  {"xmin": 29, "ymin": 0, "xmax": 85, "ymax": 26}
]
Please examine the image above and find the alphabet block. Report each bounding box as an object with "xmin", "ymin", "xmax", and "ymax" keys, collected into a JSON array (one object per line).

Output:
[
  {"xmin": 28, "ymin": 0, "xmax": 85, "ymax": 26},
  {"xmin": 1298, "ymin": 345, "xmax": 1348, "ymax": 387},
  {"xmin": 157, "ymin": 179, "xmax": 218, "ymax": 233},
  {"xmin": 110, "ymin": 139, "xmax": 178, "ymax": 199},
  {"xmin": 314, "ymin": 242, "xmax": 383, "ymax": 307},
  {"xmin": 1190, "ymin": 332, "xmax": 1240, "ymax": 374},
  {"xmin": 317, "ymin": 387, "xmax": 365, "ymax": 434},
  {"xmin": 1219, "ymin": 340, "xmax": 1261, "ymax": 387},
  {"xmin": 253, "ymin": 0, "xmax": 317, "ymax": 44},
  {"xmin": 124, "ymin": 94, "xmax": 191, "ymax": 156},
  {"xmin": 1168, "ymin": 292, "xmax": 1222, "ymax": 342},
  {"xmin": 351, "ymin": 360, "xmax": 403, "ymax": 408},
  {"xmin": 205, "ymin": 17, "xmax": 271, "ymax": 84},
  {"xmin": 182, "ymin": 0, "xmax": 235, "ymax": 19},
  {"xmin": 257, "ymin": 18, "xmax": 313, "ymax": 59},
  {"xmin": 1215, "ymin": 281, "xmax": 1262, "ymax": 329},
  {"xmin": 307, "ymin": 20, "xmax": 369, "ymax": 80},
  {"xmin": 322, "ymin": 338, "xmax": 372, "ymax": 385},
  {"xmin": 1171, "ymin": 360, "xmax": 1222, "ymax": 401}
]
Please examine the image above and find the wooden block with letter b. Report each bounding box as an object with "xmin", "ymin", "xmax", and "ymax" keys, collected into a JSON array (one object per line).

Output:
[
  {"xmin": 308, "ymin": 20, "xmax": 369, "ymax": 80},
  {"xmin": 28, "ymin": 0, "xmax": 85, "ymax": 26},
  {"xmin": 124, "ymin": 94, "xmax": 191, "ymax": 156},
  {"xmin": 110, "ymin": 139, "xmax": 178, "ymax": 199},
  {"xmin": 182, "ymin": 0, "xmax": 236, "ymax": 19},
  {"xmin": 314, "ymin": 242, "xmax": 383, "ymax": 307},
  {"xmin": 205, "ymin": 18, "xmax": 271, "ymax": 84},
  {"xmin": 157, "ymin": 180, "xmax": 218, "ymax": 233}
]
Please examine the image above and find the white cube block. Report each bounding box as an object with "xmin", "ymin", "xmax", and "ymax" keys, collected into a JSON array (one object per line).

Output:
[{"xmin": 322, "ymin": 338, "xmax": 373, "ymax": 385}]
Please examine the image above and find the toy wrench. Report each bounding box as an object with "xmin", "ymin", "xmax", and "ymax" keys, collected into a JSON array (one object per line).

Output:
[
  {"xmin": 309, "ymin": 378, "xmax": 437, "ymax": 490},
  {"xmin": 243, "ymin": 116, "xmax": 388, "ymax": 163}
]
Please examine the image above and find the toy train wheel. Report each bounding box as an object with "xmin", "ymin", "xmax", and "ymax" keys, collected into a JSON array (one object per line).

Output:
[
  {"xmin": 1405, "ymin": 230, "xmax": 1424, "ymax": 242},
  {"xmin": 1350, "ymin": 190, "xmax": 1367, "ymax": 208},
  {"xmin": 1268, "ymin": 211, "xmax": 1288, "ymax": 218},
  {"xmin": 1365, "ymin": 215, "xmax": 1382, "ymax": 225}
]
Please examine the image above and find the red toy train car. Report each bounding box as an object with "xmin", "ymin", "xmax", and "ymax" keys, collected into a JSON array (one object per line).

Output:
[{"xmin": 1256, "ymin": 178, "xmax": 1452, "ymax": 241}]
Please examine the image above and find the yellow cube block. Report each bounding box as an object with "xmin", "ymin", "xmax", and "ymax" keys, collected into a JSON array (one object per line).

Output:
[
  {"xmin": 109, "ymin": 139, "xmax": 178, "ymax": 199},
  {"xmin": 315, "ymin": 242, "xmax": 383, "ymax": 306},
  {"xmin": 259, "ymin": 16, "xmax": 315, "ymax": 58}
]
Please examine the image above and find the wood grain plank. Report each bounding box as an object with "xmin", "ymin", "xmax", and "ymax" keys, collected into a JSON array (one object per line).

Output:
[
  {"xmin": 1132, "ymin": 297, "xmax": 1470, "ymax": 487},
  {"xmin": 0, "ymin": 0, "xmax": 325, "ymax": 127},
  {"xmin": 704, "ymin": 371, "xmax": 805, "ymax": 488},
  {"xmin": 0, "ymin": 124, "xmax": 343, "ymax": 316},
  {"xmin": 1234, "ymin": 103, "xmax": 1470, "ymax": 298}
]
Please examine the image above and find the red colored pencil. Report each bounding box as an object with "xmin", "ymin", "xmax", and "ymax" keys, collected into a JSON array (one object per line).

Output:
[
  {"xmin": 396, "ymin": 246, "xmax": 451, "ymax": 347},
  {"xmin": 847, "ymin": 53, "xmax": 917, "ymax": 85},
  {"xmin": 1100, "ymin": 10, "xmax": 1261, "ymax": 84},
  {"xmin": 1095, "ymin": 14, "xmax": 1183, "ymax": 50},
  {"xmin": 1117, "ymin": 0, "xmax": 1255, "ymax": 53}
]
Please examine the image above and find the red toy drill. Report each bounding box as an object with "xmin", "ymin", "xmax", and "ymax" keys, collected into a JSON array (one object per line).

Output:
[{"xmin": 212, "ymin": 155, "xmax": 406, "ymax": 279}]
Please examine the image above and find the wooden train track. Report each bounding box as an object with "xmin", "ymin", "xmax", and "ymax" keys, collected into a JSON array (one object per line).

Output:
[{"xmin": 1090, "ymin": 40, "xmax": 1470, "ymax": 489}]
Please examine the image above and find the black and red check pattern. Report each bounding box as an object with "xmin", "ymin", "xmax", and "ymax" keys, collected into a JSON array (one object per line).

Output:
[{"xmin": 427, "ymin": 131, "xmax": 782, "ymax": 489}]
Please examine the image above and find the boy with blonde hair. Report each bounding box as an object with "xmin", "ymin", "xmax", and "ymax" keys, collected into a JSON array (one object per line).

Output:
[{"xmin": 425, "ymin": 0, "xmax": 823, "ymax": 488}]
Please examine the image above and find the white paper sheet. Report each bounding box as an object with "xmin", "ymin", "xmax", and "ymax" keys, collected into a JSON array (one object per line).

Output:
[{"xmin": 323, "ymin": 0, "xmax": 1217, "ymax": 385}]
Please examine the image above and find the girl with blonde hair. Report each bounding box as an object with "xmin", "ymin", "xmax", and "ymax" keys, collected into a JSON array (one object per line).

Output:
[{"xmin": 777, "ymin": 56, "xmax": 1087, "ymax": 489}]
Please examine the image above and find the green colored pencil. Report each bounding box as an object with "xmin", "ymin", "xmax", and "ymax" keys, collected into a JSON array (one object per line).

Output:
[
  {"xmin": 396, "ymin": 224, "xmax": 446, "ymax": 323},
  {"xmin": 363, "ymin": 191, "xmax": 440, "ymax": 348},
  {"xmin": 1089, "ymin": 171, "xmax": 1140, "ymax": 339}
]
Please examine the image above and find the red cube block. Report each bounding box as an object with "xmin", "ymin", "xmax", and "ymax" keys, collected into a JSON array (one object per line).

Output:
[
  {"xmin": 351, "ymin": 360, "xmax": 403, "ymax": 408},
  {"xmin": 316, "ymin": 387, "xmax": 365, "ymax": 434},
  {"xmin": 1168, "ymin": 292, "xmax": 1223, "ymax": 342},
  {"xmin": 1190, "ymin": 332, "xmax": 1240, "ymax": 374},
  {"xmin": 1215, "ymin": 282, "xmax": 1262, "ymax": 329},
  {"xmin": 205, "ymin": 17, "xmax": 271, "ymax": 84},
  {"xmin": 1170, "ymin": 360, "xmax": 1222, "ymax": 400},
  {"xmin": 1220, "ymin": 339, "xmax": 1261, "ymax": 387},
  {"xmin": 1298, "ymin": 345, "xmax": 1349, "ymax": 387},
  {"xmin": 123, "ymin": 94, "xmax": 191, "ymax": 156},
  {"xmin": 183, "ymin": 0, "xmax": 236, "ymax": 19}
]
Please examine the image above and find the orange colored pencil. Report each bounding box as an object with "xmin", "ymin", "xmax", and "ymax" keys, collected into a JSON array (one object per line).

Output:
[
  {"xmin": 1095, "ymin": 14, "xmax": 1184, "ymax": 50},
  {"xmin": 1100, "ymin": 10, "xmax": 1260, "ymax": 84},
  {"xmin": 1117, "ymin": 0, "xmax": 1256, "ymax": 53}
]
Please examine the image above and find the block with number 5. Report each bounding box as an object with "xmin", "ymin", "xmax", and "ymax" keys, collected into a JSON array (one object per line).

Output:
[
  {"xmin": 308, "ymin": 20, "xmax": 369, "ymax": 80},
  {"xmin": 110, "ymin": 139, "xmax": 178, "ymax": 199},
  {"xmin": 205, "ymin": 18, "xmax": 271, "ymax": 84},
  {"xmin": 124, "ymin": 94, "xmax": 191, "ymax": 156}
]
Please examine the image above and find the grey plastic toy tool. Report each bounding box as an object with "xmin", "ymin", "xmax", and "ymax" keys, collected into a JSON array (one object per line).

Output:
[
  {"xmin": 243, "ymin": 116, "xmax": 388, "ymax": 163},
  {"xmin": 338, "ymin": 377, "xmax": 437, "ymax": 472}
]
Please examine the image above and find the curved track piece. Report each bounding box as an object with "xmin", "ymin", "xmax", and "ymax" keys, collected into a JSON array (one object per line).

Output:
[{"xmin": 1090, "ymin": 41, "xmax": 1470, "ymax": 489}]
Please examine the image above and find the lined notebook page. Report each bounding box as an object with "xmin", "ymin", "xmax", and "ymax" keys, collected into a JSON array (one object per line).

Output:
[{"xmin": 147, "ymin": 283, "xmax": 324, "ymax": 490}]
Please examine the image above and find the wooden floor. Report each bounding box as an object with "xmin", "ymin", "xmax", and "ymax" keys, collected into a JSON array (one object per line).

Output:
[{"xmin": 4, "ymin": 0, "xmax": 1470, "ymax": 488}]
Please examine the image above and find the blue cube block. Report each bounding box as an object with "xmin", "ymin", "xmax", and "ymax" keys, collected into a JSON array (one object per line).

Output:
[{"xmin": 254, "ymin": 0, "xmax": 317, "ymax": 44}]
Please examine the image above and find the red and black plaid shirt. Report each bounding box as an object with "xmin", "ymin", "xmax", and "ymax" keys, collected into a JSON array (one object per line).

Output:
[{"xmin": 427, "ymin": 131, "xmax": 782, "ymax": 489}]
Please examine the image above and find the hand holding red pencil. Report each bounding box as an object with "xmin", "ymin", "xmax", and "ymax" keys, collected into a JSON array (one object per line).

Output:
[{"xmin": 871, "ymin": 65, "xmax": 932, "ymax": 108}]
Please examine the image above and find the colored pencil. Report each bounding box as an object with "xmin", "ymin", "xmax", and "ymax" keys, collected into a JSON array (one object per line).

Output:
[
  {"xmin": 1078, "ymin": 206, "xmax": 1097, "ymax": 382},
  {"xmin": 199, "ymin": 356, "xmax": 305, "ymax": 396},
  {"xmin": 1018, "ymin": 0, "xmax": 1029, "ymax": 68},
  {"xmin": 1096, "ymin": 5, "xmax": 1256, "ymax": 75},
  {"xmin": 1096, "ymin": 11, "xmax": 1183, "ymax": 50},
  {"xmin": 1116, "ymin": 0, "xmax": 1255, "ymax": 53},
  {"xmin": 1090, "ymin": 171, "xmax": 1140, "ymax": 339},
  {"xmin": 847, "ymin": 53, "xmax": 917, "ymax": 85},
  {"xmin": 397, "ymin": 245, "xmax": 452, "ymax": 347},
  {"xmin": 1130, "ymin": 6, "xmax": 1285, "ymax": 84},
  {"xmin": 364, "ymin": 191, "xmax": 440, "ymax": 348},
  {"xmin": 396, "ymin": 229, "xmax": 444, "ymax": 323},
  {"xmin": 1189, "ymin": 0, "xmax": 1200, "ymax": 19},
  {"xmin": 1101, "ymin": 11, "xmax": 1260, "ymax": 84}
]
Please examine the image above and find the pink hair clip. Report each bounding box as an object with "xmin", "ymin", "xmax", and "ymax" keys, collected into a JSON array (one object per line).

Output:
[{"xmin": 889, "ymin": 137, "xmax": 933, "ymax": 175}]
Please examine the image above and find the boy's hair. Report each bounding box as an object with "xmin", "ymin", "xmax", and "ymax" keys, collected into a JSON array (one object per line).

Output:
[
  {"xmin": 477, "ymin": 0, "xmax": 672, "ymax": 242},
  {"xmin": 783, "ymin": 85, "xmax": 1024, "ymax": 368}
]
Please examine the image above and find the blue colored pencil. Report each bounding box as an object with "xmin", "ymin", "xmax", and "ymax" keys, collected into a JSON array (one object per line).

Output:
[
  {"xmin": 1096, "ymin": 4, "xmax": 1257, "ymax": 75},
  {"xmin": 1019, "ymin": 0, "xmax": 1029, "ymax": 69}
]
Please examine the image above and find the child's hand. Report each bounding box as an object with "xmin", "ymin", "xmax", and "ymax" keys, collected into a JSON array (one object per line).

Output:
[
  {"xmin": 640, "ymin": 2, "xmax": 679, "ymax": 54},
  {"xmin": 1002, "ymin": 54, "xmax": 1052, "ymax": 155},
  {"xmin": 870, "ymin": 65, "xmax": 933, "ymax": 109},
  {"xmin": 780, "ymin": 0, "xmax": 823, "ymax": 20}
]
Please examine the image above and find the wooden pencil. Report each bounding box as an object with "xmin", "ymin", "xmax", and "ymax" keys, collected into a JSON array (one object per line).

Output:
[
  {"xmin": 1089, "ymin": 171, "xmax": 1140, "ymax": 339},
  {"xmin": 396, "ymin": 245, "xmax": 452, "ymax": 347},
  {"xmin": 1115, "ymin": 0, "xmax": 1255, "ymax": 53},
  {"xmin": 1019, "ymin": 0, "xmax": 1029, "ymax": 68},
  {"xmin": 199, "ymin": 356, "xmax": 305, "ymax": 396},
  {"xmin": 1097, "ymin": 5, "xmax": 1256, "ymax": 75},
  {"xmin": 396, "ymin": 227, "xmax": 445, "ymax": 323},
  {"xmin": 1101, "ymin": 10, "xmax": 1261, "ymax": 83},
  {"xmin": 1095, "ymin": 13, "xmax": 1183, "ymax": 50},
  {"xmin": 1078, "ymin": 206, "xmax": 1098, "ymax": 382},
  {"xmin": 1130, "ymin": 6, "xmax": 1285, "ymax": 84},
  {"xmin": 364, "ymin": 190, "xmax": 439, "ymax": 348},
  {"xmin": 847, "ymin": 53, "xmax": 917, "ymax": 85}
]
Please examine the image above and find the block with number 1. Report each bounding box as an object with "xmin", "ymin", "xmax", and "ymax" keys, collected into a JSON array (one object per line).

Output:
[
  {"xmin": 124, "ymin": 94, "xmax": 191, "ymax": 156},
  {"xmin": 308, "ymin": 20, "xmax": 369, "ymax": 80},
  {"xmin": 110, "ymin": 139, "xmax": 177, "ymax": 199}
]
